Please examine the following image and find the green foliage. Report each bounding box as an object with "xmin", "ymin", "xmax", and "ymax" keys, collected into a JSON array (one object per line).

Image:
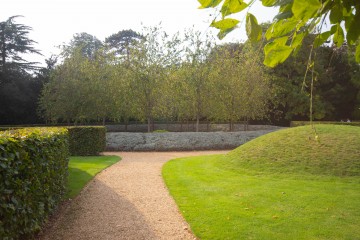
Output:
[
  {"xmin": 38, "ymin": 24, "xmax": 360, "ymax": 127},
  {"xmin": 67, "ymin": 155, "xmax": 120, "ymax": 198},
  {"xmin": 211, "ymin": 18, "xmax": 240, "ymax": 39},
  {"xmin": 198, "ymin": 0, "xmax": 360, "ymax": 66},
  {"xmin": 246, "ymin": 13, "xmax": 262, "ymax": 42},
  {"xmin": 0, "ymin": 16, "xmax": 51, "ymax": 125},
  {"xmin": 269, "ymin": 37, "xmax": 360, "ymax": 121},
  {"xmin": 290, "ymin": 121, "xmax": 360, "ymax": 127},
  {"xmin": 0, "ymin": 128, "xmax": 69, "ymax": 239},
  {"xmin": 208, "ymin": 43, "xmax": 272, "ymax": 127},
  {"xmin": 0, "ymin": 16, "xmax": 41, "ymax": 73},
  {"xmin": 67, "ymin": 126, "xmax": 106, "ymax": 156}
]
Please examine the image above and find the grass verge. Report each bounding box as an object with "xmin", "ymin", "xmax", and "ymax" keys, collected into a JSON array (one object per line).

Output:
[
  {"xmin": 163, "ymin": 125, "xmax": 360, "ymax": 239},
  {"xmin": 67, "ymin": 155, "xmax": 121, "ymax": 198}
]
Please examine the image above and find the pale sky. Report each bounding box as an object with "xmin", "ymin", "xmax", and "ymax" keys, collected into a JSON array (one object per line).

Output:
[{"xmin": 3, "ymin": 0, "xmax": 278, "ymax": 65}]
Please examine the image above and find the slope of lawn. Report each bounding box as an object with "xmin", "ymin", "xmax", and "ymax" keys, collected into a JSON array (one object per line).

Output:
[
  {"xmin": 163, "ymin": 125, "xmax": 360, "ymax": 240},
  {"xmin": 67, "ymin": 155, "xmax": 121, "ymax": 198}
]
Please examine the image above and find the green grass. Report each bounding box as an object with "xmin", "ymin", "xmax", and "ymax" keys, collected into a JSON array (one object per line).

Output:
[
  {"xmin": 163, "ymin": 125, "xmax": 360, "ymax": 240},
  {"xmin": 67, "ymin": 155, "xmax": 121, "ymax": 198}
]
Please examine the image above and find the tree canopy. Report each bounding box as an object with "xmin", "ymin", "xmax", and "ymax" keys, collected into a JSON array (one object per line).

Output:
[
  {"xmin": 198, "ymin": 0, "xmax": 360, "ymax": 67},
  {"xmin": 0, "ymin": 15, "xmax": 41, "ymax": 78}
]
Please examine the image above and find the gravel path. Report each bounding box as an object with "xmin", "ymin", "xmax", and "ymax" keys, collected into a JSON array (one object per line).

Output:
[{"xmin": 39, "ymin": 151, "xmax": 228, "ymax": 240}]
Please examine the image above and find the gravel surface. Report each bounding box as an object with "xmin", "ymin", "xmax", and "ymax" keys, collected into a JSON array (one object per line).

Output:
[{"xmin": 39, "ymin": 151, "xmax": 229, "ymax": 240}]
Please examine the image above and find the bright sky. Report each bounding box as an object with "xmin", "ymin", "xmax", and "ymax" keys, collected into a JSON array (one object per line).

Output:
[{"xmin": 3, "ymin": 0, "xmax": 278, "ymax": 66}]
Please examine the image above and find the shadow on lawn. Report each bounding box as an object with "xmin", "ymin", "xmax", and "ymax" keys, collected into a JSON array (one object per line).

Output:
[{"xmin": 38, "ymin": 169, "xmax": 157, "ymax": 240}]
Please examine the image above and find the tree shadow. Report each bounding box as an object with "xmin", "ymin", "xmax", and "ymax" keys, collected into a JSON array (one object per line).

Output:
[{"xmin": 38, "ymin": 169, "xmax": 157, "ymax": 240}]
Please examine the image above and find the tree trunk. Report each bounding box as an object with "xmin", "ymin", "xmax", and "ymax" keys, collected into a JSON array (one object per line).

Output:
[
  {"xmin": 196, "ymin": 116, "xmax": 200, "ymax": 132},
  {"xmin": 147, "ymin": 117, "xmax": 151, "ymax": 132},
  {"xmin": 229, "ymin": 120, "xmax": 233, "ymax": 132},
  {"xmin": 1, "ymin": 28, "xmax": 6, "ymax": 71},
  {"xmin": 102, "ymin": 117, "xmax": 106, "ymax": 126}
]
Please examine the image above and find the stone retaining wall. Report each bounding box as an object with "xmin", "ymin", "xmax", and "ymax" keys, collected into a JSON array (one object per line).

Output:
[{"xmin": 106, "ymin": 129, "xmax": 283, "ymax": 151}]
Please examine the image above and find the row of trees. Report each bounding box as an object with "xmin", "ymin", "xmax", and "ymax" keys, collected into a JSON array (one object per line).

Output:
[
  {"xmin": 39, "ymin": 26, "xmax": 271, "ymax": 131},
  {"xmin": 1, "ymin": 16, "xmax": 360, "ymax": 128}
]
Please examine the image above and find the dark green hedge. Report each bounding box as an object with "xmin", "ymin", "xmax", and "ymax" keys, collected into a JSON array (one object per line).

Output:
[
  {"xmin": 291, "ymin": 121, "xmax": 360, "ymax": 127},
  {"xmin": 0, "ymin": 128, "xmax": 69, "ymax": 239},
  {"xmin": 68, "ymin": 126, "xmax": 106, "ymax": 156}
]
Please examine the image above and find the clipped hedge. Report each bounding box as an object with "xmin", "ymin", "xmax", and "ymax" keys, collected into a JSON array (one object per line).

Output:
[
  {"xmin": 290, "ymin": 121, "xmax": 360, "ymax": 127},
  {"xmin": 0, "ymin": 128, "xmax": 69, "ymax": 239},
  {"xmin": 68, "ymin": 126, "xmax": 106, "ymax": 156}
]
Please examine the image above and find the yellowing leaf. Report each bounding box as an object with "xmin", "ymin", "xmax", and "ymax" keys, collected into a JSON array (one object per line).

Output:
[
  {"xmin": 265, "ymin": 18, "xmax": 300, "ymax": 40},
  {"xmin": 264, "ymin": 44, "xmax": 293, "ymax": 67},
  {"xmin": 292, "ymin": 0, "xmax": 321, "ymax": 21},
  {"xmin": 291, "ymin": 32, "xmax": 306, "ymax": 49},
  {"xmin": 246, "ymin": 13, "xmax": 262, "ymax": 42},
  {"xmin": 211, "ymin": 18, "xmax": 240, "ymax": 30},
  {"xmin": 217, "ymin": 28, "xmax": 236, "ymax": 40},
  {"xmin": 198, "ymin": 0, "xmax": 223, "ymax": 9},
  {"xmin": 356, "ymin": 44, "xmax": 360, "ymax": 63},
  {"xmin": 221, "ymin": 0, "xmax": 248, "ymax": 17},
  {"xmin": 264, "ymin": 36, "xmax": 288, "ymax": 55},
  {"xmin": 261, "ymin": 0, "xmax": 277, "ymax": 7}
]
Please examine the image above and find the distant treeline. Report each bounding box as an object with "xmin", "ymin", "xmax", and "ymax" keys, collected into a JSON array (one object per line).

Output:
[{"xmin": 1, "ymin": 17, "xmax": 359, "ymax": 130}]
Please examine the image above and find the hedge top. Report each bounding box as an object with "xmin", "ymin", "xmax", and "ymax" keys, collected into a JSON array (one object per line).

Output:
[{"xmin": 0, "ymin": 127, "xmax": 68, "ymax": 139}]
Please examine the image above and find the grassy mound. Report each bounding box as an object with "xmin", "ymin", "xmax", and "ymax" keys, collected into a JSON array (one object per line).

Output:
[
  {"xmin": 163, "ymin": 124, "xmax": 360, "ymax": 239},
  {"xmin": 226, "ymin": 124, "xmax": 360, "ymax": 176}
]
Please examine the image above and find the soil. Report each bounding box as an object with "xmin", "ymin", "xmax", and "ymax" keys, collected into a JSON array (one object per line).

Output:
[{"xmin": 38, "ymin": 151, "xmax": 229, "ymax": 240}]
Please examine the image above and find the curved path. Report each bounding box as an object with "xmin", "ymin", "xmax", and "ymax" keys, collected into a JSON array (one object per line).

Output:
[{"xmin": 40, "ymin": 151, "xmax": 229, "ymax": 240}]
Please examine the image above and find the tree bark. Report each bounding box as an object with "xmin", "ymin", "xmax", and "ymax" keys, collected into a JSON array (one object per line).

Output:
[
  {"xmin": 196, "ymin": 116, "xmax": 199, "ymax": 132},
  {"xmin": 147, "ymin": 117, "xmax": 151, "ymax": 133}
]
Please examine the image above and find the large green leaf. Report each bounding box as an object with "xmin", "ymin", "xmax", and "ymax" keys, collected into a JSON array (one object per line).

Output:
[
  {"xmin": 221, "ymin": 0, "xmax": 248, "ymax": 17},
  {"xmin": 291, "ymin": 31, "xmax": 306, "ymax": 48},
  {"xmin": 198, "ymin": 0, "xmax": 223, "ymax": 9},
  {"xmin": 261, "ymin": 0, "xmax": 277, "ymax": 7},
  {"xmin": 333, "ymin": 24, "xmax": 344, "ymax": 47},
  {"xmin": 275, "ymin": 3, "xmax": 293, "ymax": 20},
  {"xmin": 217, "ymin": 27, "xmax": 236, "ymax": 39},
  {"xmin": 329, "ymin": 4, "xmax": 343, "ymax": 24},
  {"xmin": 246, "ymin": 13, "xmax": 262, "ymax": 42},
  {"xmin": 313, "ymin": 31, "xmax": 331, "ymax": 48},
  {"xmin": 265, "ymin": 18, "xmax": 299, "ymax": 40},
  {"xmin": 356, "ymin": 44, "xmax": 360, "ymax": 63},
  {"xmin": 264, "ymin": 45, "xmax": 293, "ymax": 67},
  {"xmin": 346, "ymin": 11, "xmax": 360, "ymax": 44},
  {"xmin": 261, "ymin": 0, "xmax": 292, "ymax": 7},
  {"xmin": 211, "ymin": 18, "xmax": 240, "ymax": 30},
  {"xmin": 264, "ymin": 36, "xmax": 288, "ymax": 55},
  {"xmin": 292, "ymin": 0, "xmax": 321, "ymax": 21}
]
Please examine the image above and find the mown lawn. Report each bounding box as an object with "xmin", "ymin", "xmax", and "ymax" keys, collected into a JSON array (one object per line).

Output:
[
  {"xmin": 67, "ymin": 155, "xmax": 121, "ymax": 198},
  {"xmin": 163, "ymin": 125, "xmax": 360, "ymax": 239}
]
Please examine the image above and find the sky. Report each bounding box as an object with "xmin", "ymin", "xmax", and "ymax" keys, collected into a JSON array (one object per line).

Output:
[{"xmin": 3, "ymin": 0, "xmax": 278, "ymax": 66}]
